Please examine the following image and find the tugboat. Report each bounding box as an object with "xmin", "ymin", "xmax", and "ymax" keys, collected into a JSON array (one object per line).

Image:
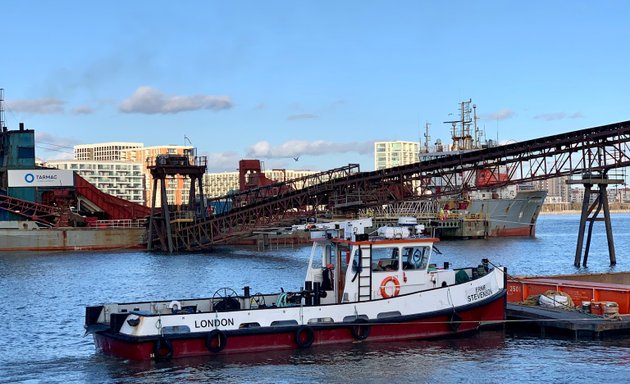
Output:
[{"xmin": 85, "ymin": 218, "xmax": 507, "ymax": 361}]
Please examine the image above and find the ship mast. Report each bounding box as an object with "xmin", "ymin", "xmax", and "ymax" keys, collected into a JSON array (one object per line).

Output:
[
  {"xmin": 423, "ymin": 121, "xmax": 431, "ymax": 153},
  {"xmin": 444, "ymin": 99, "xmax": 474, "ymax": 151},
  {"xmin": 0, "ymin": 88, "xmax": 5, "ymax": 130},
  {"xmin": 473, "ymin": 103, "xmax": 481, "ymax": 148}
]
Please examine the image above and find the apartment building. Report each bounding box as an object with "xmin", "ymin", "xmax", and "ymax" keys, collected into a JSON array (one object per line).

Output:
[
  {"xmin": 533, "ymin": 176, "xmax": 571, "ymax": 202},
  {"xmin": 74, "ymin": 142, "xmax": 144, "ymax": 161},
  {"xmin": 46, "ymin": 160, "xmax": 145, "ymax": 204},
  {"xmin": 61, "ymin": 143, "xmax": 194, "ymax": 206},
  {"xmin": 374, "ymin": 141, "xmax": 420, "ymax": 170},
  {"xmin": 204, "ymin": 169, "xmax": 318, "ymax": 198},
  {"xmin": 121, "ymin": 145, "xmax": 193, "ymax": 206}
]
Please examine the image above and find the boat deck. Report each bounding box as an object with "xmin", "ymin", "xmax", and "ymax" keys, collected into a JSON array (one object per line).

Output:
[{"xmin": 506, "ymin": 303, "xmax": 630, "ymax": 339}]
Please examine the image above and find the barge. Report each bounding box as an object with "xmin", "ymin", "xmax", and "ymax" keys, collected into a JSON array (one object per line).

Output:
[{"xmin": 506, "ymin": 272, "xmax": 630, "ymax": 338}]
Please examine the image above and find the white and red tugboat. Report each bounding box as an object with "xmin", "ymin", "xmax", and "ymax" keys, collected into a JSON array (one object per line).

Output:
[{"xmin": 85, "ymin": 218, "xmax": 507, "ymax": 361}]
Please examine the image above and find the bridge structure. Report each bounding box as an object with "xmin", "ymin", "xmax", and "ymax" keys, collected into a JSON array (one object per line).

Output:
[{"xmin": 149, "ymin": 120, "xmax": 630, "ymax": 253}]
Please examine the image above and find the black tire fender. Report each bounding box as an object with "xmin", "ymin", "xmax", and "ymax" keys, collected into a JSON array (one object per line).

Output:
[
  {"xmin": 350, "ymin": 318, "xmax": 370, "ymax": 341},
  {"xmin": 206, "ymin": 329, "xmax": 228, "ymax": 353},
  {"xmin": 153, "ymin": 337, "xmax": 173, "ymax": 361},
  {"xmin": 295, "ymin": 325, "xmax": 315, "ymax": 348}
]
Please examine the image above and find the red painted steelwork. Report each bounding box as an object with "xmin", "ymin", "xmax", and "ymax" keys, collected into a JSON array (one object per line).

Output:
[
  {"xmin": 508, "ymin": 275, "xmax": 630, "ymax": 314},
  {"xmin": 74, "ymin": 174, "xmax": 151, "ymax": 220},
  {"xmin": 0, "ymin": 193, "xmax": 60, "ymax": 225}
]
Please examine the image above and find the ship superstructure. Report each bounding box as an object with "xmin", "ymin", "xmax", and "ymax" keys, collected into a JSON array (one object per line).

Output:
[{"xmin": 371, "ymin": 100, "xmax": 546, "ymax": 238}]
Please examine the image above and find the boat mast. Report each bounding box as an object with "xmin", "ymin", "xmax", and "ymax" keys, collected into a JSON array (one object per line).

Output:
[
  {"xmin": 423, "ymin": 121, "xmax": 431, "ymax": 154},
  {"xmin": 473, "ymin": 103, "xmax": 481, "ymax": 148},
  {"xmin": 444, "ymin": 99, "xmax": 474, "ymax": 151}
]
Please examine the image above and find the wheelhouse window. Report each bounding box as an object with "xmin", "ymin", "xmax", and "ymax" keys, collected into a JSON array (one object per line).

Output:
[
  {"xmin": 402, "ymin": 246, "xmax": 430, "ymax": 270},
  {"xmin": 372, "ymin": 247, "xmax": 400, "ymax": 272}
]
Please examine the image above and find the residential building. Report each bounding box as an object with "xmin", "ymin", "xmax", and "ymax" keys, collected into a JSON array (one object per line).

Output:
[
  {"xmin": 45, "ymin": 160, "xmax": 145, "ymax": 204},
  {"xmin": 121, "ymin": 145, "xmax": 193, "ymax": 206},
  {"xmin": 74, "ymin": 142, "xmax": 143, "ymax": 161},
  {"xmin": 374, "ymin": 141, "xmax": 420, "ymax": 170},
  {"xmin": 534, "ymin": 176, "xmax": 570, "ymax": 202},
  {"xmin": 204, "ymin": 168, "xmax": 318, "ymax": 198},
  {"xmin": 64, "ymin": 143, "xmax": 194, "ymax": 206}
]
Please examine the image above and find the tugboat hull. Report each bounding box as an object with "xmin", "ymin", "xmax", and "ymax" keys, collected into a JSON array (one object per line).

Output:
[{"xmin": 92, "ymin": 291, "xmax": 505, "ymax": 361}]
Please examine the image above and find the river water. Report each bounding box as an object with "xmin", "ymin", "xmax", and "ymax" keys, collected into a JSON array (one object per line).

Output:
[{"xmin": 1, "ymin": 214, "xmax": 629, "ymax": 383}]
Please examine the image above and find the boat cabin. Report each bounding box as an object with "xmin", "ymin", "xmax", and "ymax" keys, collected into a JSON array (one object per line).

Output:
[{"xmin": 304, "ymin": 218, "xmax": 456, "ymax": 305}]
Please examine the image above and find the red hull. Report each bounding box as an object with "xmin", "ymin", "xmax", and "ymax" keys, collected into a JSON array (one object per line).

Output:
[
  {"xmin": 93, "ymin": 293, "xmax": 506, "ymax": 361},
  {"xmin": 488, "ymin": 226, "xmax": 534, "ymax": 237}
]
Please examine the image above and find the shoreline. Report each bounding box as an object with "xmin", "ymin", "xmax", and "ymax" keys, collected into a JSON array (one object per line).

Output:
[{"xmin": 540, "ymin": 209, "xmax": 630, "ymax": 215}]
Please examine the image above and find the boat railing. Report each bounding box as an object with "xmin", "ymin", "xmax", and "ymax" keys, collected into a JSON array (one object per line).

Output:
[
  {"xmin": 367, "ymin": 200, "xmax": 441, "ymax": 219},
  {"xmin": 88, "ymin": 219, "xmax": 147, "ymax": 228}
]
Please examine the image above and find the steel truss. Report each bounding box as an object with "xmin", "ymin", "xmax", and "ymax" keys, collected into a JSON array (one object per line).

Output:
[
  {"xmin": 163, "ymin": 120, "xmax": 630, "ymax": 251},
  {"xmin": 0, "ymin": 194, "xmax": 59, "ymax": 226}
]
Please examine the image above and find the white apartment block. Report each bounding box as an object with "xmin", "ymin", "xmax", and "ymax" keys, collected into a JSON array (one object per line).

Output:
[
  {"xmin": 70, "ymin": 142, "xmax": 321, "ymax": 205},
  {"xmin": 45, "ymin": 160, "xmax": 145, "ymax": 204},
  {"xmin": 204, "ymin": 169, "xmax": 318, "ymax": 198},
  {"xmin": 74, "ymin": 142, "xmax": 144, "ymax": 161},
  {"xmin": 374, "ymin": 141, "xmax": 420, "ymax": 170}
]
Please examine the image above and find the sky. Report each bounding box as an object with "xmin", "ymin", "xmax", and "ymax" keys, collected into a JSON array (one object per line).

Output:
[{"xmin": 2, "ymin": 1, "xmax": 630, "ymax": 173}]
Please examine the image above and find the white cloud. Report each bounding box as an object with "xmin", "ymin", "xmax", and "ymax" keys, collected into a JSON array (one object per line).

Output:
[
  {"xmin": 119, "ymin": 86, "xmax": 233, "ymax": 114},
  {"xmin": 483, "ymin": 108, "xmax": 515, "ymax": 121},
  {"xmin": 534, "ymin": 112, "xmax": 584, "ymax": 121},
  {"xmin": 34, "ymin": 132, "xmax": 80, "ymax": 161},
  {"xmin": 203, "ymin": 151, "xmax": 243, "ymax": 172},
  {"xmin": 6, "ymin": 98, "xmax": 64, "ymax": 114},
  {"xmin": 72, "ymin": 105, "xmax": 94, "ymax": 114},
  {"xmin": 246, "ymin": 139, "xmax": 373, "ymax": 158}
]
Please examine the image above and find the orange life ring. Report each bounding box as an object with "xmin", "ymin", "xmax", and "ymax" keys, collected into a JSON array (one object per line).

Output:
[{"xmin": 380, "ymin": 276, "xmax": 401, "ymax": 298}]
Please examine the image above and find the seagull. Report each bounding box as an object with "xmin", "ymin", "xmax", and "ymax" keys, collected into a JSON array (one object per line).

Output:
[{"xmin": 293, "ymin": 156, "xmax": 300, "ymax": 162}]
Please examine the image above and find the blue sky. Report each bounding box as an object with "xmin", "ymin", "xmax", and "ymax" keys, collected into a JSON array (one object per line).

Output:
[{"xmin": 2, "ymin": 1, "xmax": 629, "ymax": 172}]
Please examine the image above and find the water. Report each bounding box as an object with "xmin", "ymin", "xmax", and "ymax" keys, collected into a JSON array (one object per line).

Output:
[{"xmin": 1, "ymin": 214, "xmax": 630, "ymax": 383}]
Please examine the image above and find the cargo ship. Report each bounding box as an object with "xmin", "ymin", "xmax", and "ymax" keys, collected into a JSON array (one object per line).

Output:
[
  {"xmin": 372, "ymin": 100, "xmax": 547, "ymax": 239},
  {"xmin": 426, "ymin": 100, "xmax": 546, "ymax": 238}
]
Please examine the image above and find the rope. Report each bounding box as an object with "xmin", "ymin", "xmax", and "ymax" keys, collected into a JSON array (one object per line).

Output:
[
  {"xmin": 276, "ymin": 293, "xmax": 288, "ymax": 307},
  {"xmin": 281, "ymin": 315, "xmax": 621, "ymax": 329}
]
